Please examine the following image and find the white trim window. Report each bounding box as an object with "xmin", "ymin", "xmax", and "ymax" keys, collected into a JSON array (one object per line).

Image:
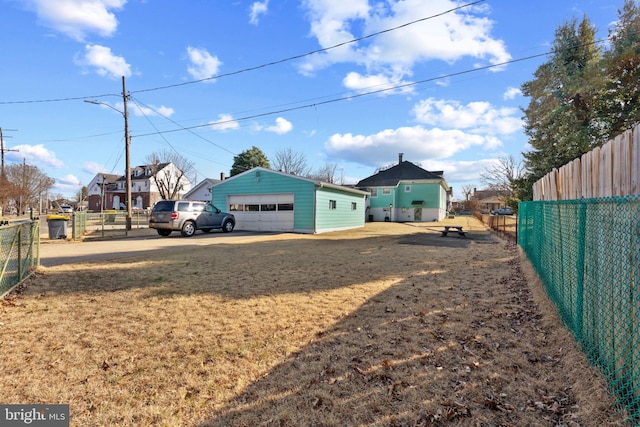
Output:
[
  {"xmin": 404, "ymin": 185, "xmax": 411, "ymax": 192},
  {"xmin": 382, "ymin": 188, "xmax": 391, "ymax": 195}
]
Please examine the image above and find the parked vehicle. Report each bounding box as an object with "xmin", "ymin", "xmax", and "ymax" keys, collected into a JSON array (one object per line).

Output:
[
  {"xmin": 491, "ymin": 207, "xmax": 515, "ymax": 215},
  {"xmin": 149, "ymin": 200, "xmax": 235, "ymax": 237},
  {"xmin": 58, "ymin": 204, "xmax": 73, "ymax": 214}
]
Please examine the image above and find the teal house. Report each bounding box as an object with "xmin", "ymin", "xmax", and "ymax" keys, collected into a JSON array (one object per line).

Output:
[
  {"xmin": 356, "ymin": 154, "xmax": 450, "ymax": 222},
  {"xmin": 210, "ymin": 167, "xmax": 368, "ymax": 233}
]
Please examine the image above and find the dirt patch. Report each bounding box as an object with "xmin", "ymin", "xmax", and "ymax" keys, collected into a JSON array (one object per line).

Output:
[{"xmin": 0, "ymin": 220, "xmax": 625, "ymax": 426}]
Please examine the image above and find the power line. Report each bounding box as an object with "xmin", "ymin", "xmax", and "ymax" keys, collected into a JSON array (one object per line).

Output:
[
  {"xmin": 130, "ymin": 0, "xmax": 486, "ymax": 94},
  {"xmin": 0, "ymin": 1, "xmax": 483, "ymax": 105},
  {"xmin": 133, "ymin": 50, "xmax": 553, "ymax": 139}
]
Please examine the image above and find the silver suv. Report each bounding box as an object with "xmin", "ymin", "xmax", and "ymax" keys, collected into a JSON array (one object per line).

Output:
[{"xmin": 149, "ymin": 200, "xmax": 235, "ymax": 237}]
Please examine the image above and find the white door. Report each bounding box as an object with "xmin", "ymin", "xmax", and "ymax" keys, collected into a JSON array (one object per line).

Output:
[{"xmin": 228, "ymin": 194, "xmax": 294, "ymax": 231}]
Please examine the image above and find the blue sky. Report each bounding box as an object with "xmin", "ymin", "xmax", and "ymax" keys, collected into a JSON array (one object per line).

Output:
[{"xmin": 0, "ymin": 0, "xmax": 621, "ymax": 199}]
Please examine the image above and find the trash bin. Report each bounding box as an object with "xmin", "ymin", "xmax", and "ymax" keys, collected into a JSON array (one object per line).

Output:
[{"xmin": 47, "ymin": 215, "xmax": 68, "ymax": 239}]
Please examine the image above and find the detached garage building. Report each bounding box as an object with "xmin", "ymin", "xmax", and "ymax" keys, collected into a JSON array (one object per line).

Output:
[{"xmin": 210, "ymin": 167, "xmax": 368, "ymax": 234}]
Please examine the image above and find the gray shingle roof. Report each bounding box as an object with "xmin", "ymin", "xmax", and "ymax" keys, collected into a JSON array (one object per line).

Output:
[{"xmin": 355, "ymin": 161, "xmax": 443, "ymax": 187}]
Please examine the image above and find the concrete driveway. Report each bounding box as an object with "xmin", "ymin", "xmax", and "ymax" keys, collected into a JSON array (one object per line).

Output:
[{"xmin": 39, "ymin": 229, "xmax": 278, "ymax": 267}]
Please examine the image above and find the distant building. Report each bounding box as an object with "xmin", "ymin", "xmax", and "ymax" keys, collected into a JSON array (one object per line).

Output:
[
  {"xmin": 355, "ymin": 154, "xmax": 450, "ymax": 222},
  {"xmin": 87, "ymin": 163, "xmax": 192, "ymax": 211}
]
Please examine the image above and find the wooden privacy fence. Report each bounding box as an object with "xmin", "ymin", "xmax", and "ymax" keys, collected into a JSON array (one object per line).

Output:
[{"xmin": 533, "ymin": 124, "xmax": 640, "ymax": 200}]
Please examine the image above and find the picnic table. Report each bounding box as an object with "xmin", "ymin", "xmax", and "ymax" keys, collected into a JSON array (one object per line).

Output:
[{"xmin": 441, "ymin": 225, "xmax": 466, "ymax": 237}]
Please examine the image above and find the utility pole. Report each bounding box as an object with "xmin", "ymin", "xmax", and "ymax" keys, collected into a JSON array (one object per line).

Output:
[
  {"xmin": 83, "ymin": 77, "xmax": 132, "ymax": 232},
  {"xmin": 122, "ymin": 76, "xmax": 132, "ymax": 232},
  {"xmin": 0, "ymin": 128, "xmax": 18, "ymax": 216},
  {"xmin": 0, "ymin": 127, "xmax": 18, "ymax": 178}
]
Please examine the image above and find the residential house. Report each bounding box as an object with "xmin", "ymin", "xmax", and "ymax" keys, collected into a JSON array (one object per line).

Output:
[
  {"xmin": 355, "ymin": 154, "xmax": 450, "ymax": 222},
  {"xmin": 210, "ymin": 167, "xmax": 368, "ymax": 233},
  {"xmin": 86, "ymin": 162, "xmax": 192, "ymax": 211},
  {"xmin": 473, "ymin": 188, "xmax": 511, "ymax": 214},
  {"xmin": 183, "ymin": 174, "xmax": 224, "ymax": 201}
]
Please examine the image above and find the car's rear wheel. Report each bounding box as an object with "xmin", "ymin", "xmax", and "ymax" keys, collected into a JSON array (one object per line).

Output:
[
  {"xmin": 181, "ymin": 221, "xmax": 197, "ymax": 237},
  {"xmin": 157, "ymin": 229, "xmax": 172, "ymax": 236},
  {"xmin": 222, "ymin": 219, "xmax": 234, "ymax": 233}
]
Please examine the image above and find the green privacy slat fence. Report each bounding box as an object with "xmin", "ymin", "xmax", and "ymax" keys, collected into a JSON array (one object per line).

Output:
[
  {"xmin": 0, "ymin": 220, "xmax": 40, "ymax": 298},
  {"xmin": 518, "ymin": 196, "xmax": 640, "ymax": 422}
]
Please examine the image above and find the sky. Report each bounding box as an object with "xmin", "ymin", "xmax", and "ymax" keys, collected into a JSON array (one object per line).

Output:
[{"xmin": 0, "ymin": 0, "xmax": 623, "ymax": 199}]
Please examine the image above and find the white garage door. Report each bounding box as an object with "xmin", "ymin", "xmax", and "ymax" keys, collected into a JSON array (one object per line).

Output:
[{"xmin": 228, "ymin": 194, "xmax": 294, "ymax": 231}]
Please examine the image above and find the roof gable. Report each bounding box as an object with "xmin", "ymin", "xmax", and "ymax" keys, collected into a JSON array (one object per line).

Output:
[
  {"xmin": 212, "ymin": 167, "xmax": 368, "ymax": 196},
  {"xmin": 355, "ymin": 161, "xmax": 443, "ymax": 187}
]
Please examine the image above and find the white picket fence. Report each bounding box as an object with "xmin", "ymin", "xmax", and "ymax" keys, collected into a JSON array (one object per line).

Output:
[{"xmin": 533, "ymin": 124, "xmax": 640, "ymax": 200}]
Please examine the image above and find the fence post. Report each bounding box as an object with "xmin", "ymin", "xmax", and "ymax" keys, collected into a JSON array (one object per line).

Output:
[{"xmin": 575, "ymin": 203, "xmax": 586, "ymax": 341}]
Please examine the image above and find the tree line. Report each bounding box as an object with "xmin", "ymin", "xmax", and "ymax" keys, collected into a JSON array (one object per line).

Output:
[
  {"xmin": 230, "ymin": 146, "xmax": 344, "ymax": 184},
  {"xmin": 513, "ymin": 0, "xmax": 640, "ymax": 200},
  {"xmin": 0, "ymin": 162, "xmax": 57, "ymax": 215}
]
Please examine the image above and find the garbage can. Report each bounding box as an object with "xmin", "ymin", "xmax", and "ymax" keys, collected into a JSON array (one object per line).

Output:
[{"xmin": 47, "ymin": 215, "xmax": 68, "ymax": 239}]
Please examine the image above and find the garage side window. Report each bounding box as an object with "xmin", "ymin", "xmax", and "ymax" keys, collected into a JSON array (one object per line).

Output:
[
  {"xmin": 246, "ymin": 204, "xmax": 259, "ymax": 212},
  {"xmin": 229, "ymin": 204, "xmax": 243, "ymax": 211},
  {"xmin": 277, "ymin": 203, "xmax": 293, "ymax": 211},
  {"xmin": 261, "ymin": 204, "xmax": 276, "ymax": 211},
  {"xmin": 329, "ymin": 200, "xmax": 336, "ymax": 210}
]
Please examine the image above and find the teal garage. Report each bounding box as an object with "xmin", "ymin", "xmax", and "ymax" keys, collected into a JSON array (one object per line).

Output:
[{"xmin": 210, "ymin": 168, "xmax": 368, "ymax": 234}]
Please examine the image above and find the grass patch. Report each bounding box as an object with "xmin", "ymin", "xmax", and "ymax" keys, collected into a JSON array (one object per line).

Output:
[{"xmin": 1, "ymin": 220, "xmax": 624, "ymax": 426}]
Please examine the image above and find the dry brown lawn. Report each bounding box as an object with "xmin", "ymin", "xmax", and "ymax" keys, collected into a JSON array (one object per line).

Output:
[{"xmin": 0, "ymin": 218, "xmax": 625, "ymax": 426}]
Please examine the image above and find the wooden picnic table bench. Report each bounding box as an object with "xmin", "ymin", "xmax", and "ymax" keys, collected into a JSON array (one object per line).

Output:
[{"xmin": 441, "ymin": 225, "xmax": 466, "ymax": 237}]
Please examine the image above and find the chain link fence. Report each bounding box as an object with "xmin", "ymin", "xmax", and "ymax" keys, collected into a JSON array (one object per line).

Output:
[
  {"xmin": 518, "ymin": 196, "xmax": 640, "ymax": 422},
  {"xmin": 0, "ymin": 220, "xmax": 40, "ymax": 298}
]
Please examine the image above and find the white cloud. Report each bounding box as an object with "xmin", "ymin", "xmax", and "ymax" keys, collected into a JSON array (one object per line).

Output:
[
  {"xmin": 83, "ymin": 161, "xmax": 109, "ymax": 175},
  {"xmin": 55, "ymin": 174, "xmax": 83, "ymax": 194},
  {"xmin": 324, "ymin": 125, "xmax": 488, "ymax": 166},
  {"xmin": 249, "ymin": 0, "xmax": 269, "ymax": 25},
  {"xmin": 209, "ymin": 114, "xmax": 239, "ymax": 131},
  {"xmin": 421, "ymin": 158, "xmax": 496, "ymax": 182},
  {"xmin": 266, "ymin": 117, "xmax": 293, "ymax": 134},
  {"xmin": 75, "ymin": 44, "xmax": 131, "ymax": 78},
  {"xmin": 342, "ymin": 72, "xmax": 412, "ymax": 94},
  {"xmin": 127, "ymin": 103, "xmax": 175, "ymax": 117},
  {"xmin": 186, "ymin": 46, "xmax": 222, "ymax": 81},
  {"xmin": 503, "ymin": 86, "xmax": 522, "ymax": 100},
  {"xmin": 6, "ymin": 144, "xmax": 64, "ymax": 168},
  {"xmin": 412, "ymin": 98, "xmax": 522, "ymax": 135},
  {"xmin": 300, "ymin": 0, "xmax": 510, "ymax": 85},
  {"xmin": 24, "ymin": 0, "xmax": 125, "ymax": 41}
]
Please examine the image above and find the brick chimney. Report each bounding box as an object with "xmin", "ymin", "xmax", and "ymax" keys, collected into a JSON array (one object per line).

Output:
[
  {"xmin": 220, "ymin": 172, "xmax": 225, "ymax": 181},
  {"xmin": 398, "ymin": 153, "xmax": 404, "ymax": 164}
]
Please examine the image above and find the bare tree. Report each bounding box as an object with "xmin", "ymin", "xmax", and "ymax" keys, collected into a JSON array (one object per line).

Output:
[
  {"xmin": 309, "ymin": 162, "xmax": 339, "ymax": 184},
  {"xmin": 479, "ymin": 155, "xmax": 524, "ymax": 194},
  {"xmin": 145, "ymin": 150, "xmax": 195, "ymax": 200},
  {"xmin": 460, "ymin": 184, "xmax": 475, "ymax": 201},
  {"xmin": 272, "ymin": 148, "xmax": 310, "ymax": 176},
  {"xmin": 4, "ymin": 162, "xmax": 55, "ymax": 213}
]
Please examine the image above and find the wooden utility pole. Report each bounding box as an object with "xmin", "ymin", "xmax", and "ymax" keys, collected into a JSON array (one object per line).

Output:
[
  {"xmin": 122, "ymin": 76, "xmax": 132, "ymax": 232},
  {"xmin": 0, "ymin": 127, "xmax": 18, "ymax": 178}
]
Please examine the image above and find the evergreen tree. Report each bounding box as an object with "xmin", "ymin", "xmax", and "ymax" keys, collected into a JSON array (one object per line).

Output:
[
  {"xmin": 517, "ymin": 16, "xmax": 602, "ymax": 199},
  {"xmin": 598, "ymin": 0, "xmax": 640, "ymax": 138},
  {"xmin": 230, "ymin": 146, "xmax": 271, "ymax": 176}
]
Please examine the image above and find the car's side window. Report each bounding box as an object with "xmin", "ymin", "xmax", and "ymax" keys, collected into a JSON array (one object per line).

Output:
[
  {"xmin": 177, "ymin": 202, "xmax": 190, "ymax": 211},
  {"xmin": 192, "ymin": 203, "xmax": 205, "ymax": 212}
]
